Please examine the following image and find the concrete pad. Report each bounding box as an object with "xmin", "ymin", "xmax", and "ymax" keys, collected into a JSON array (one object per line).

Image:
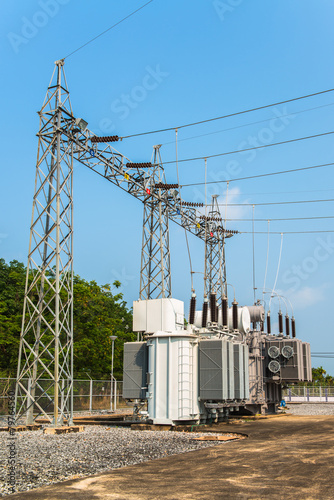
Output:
[
  {"xmin": 8, "ymin": 415, "xmax": 334, "ymax": 499},
  {"xmin": 192, "ymin": 434, "xmax": 242, "ymax": 441}
]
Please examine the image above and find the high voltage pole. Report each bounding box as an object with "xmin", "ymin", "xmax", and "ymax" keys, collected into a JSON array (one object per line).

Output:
[
  {"xmin": 15, "ymin": 60, "xmax": 74, "ymax": 426},
  {"xmin": 139, "ymin": 145, "xmax": 171, "ymax": 299},
  {"xmin": 204, "ymin": 195, "xmax": 230, "ymax": 303}
]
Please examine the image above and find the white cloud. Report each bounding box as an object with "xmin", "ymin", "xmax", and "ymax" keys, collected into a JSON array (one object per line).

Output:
[
  {"xmin": 284, "ymin": 283, "xmax": 331, "ymax": 310},
  {"xmin": 196, "ymin": 185, "xmax": 252, "ymax": 221}
]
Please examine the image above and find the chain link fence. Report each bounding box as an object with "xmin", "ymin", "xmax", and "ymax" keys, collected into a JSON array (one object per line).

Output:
[
  {"xmin": 283, "ymin": 386, "xmax": 334, "ymax": 402},
  {"xmin": 2, "ymin": 379, "xmax": 333, "ymax": 424},
  {"xmin": 0, "ymin": 378, "xmax": 126, "ymax": 424}
]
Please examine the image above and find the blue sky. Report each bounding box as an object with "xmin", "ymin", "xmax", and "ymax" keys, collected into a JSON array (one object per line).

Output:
[{"xmin": 1, "ymin": 0, "xmax": 334, "ymax": 374}]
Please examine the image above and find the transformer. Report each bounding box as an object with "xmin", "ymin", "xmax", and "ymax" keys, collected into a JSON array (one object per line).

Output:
[{"xmin": 123, "ymin": 298, "xmax": 312, "ymax": 422}]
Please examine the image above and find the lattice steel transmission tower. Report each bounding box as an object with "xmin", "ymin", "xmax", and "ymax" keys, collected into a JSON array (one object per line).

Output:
[
  {"xmin": 204, "ymin": 195, "xmax": 229, "ymax": 303},
  {"xmin": 15, "ymin": 59, "xmax": 74, "ymax": 425},
  {"xmin": 139, "ymin": 145, "xmax": 172, "ymax": 299}
]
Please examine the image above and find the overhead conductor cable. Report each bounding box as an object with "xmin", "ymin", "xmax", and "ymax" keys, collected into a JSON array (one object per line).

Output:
[
  {"xmin": 262, "ymin": 220, "xmax": 270, "ymax": 304},
  {"xmin": 175, "ymin": 128, "xmax": 196, "ymax": 322},
  {"xmin": 269, "ymin": 233, "xmax": 284, "ymax": 312}
]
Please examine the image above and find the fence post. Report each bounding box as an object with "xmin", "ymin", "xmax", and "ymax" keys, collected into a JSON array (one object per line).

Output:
[
  {"xmin": 89, "ymin": 379, "xmax": 93, "ymax": 413},
  {"xmin": 319, "ymin": 386, "xmax": 322, "ymax": 401},
  {"xmin": 26, "ymin": 378, "xmax": 32, "ymax": 415},
  {"xmin": 307, "ymin": 388, "xmax": 310, "ymax": 401},
  {"xmin": 60, "ymin": 379, "xmax": 65, "ymax": 424},
  {"xmin": 114, "ymin": 378, "xmax": 117, "ymax": 413},
  {"xmin": 325, "ymin": 387, "xmax": 328, "ymax": 402},
  {"xmin": 289, "ymin": 388, "xmax": 291, "ymax": 402}
]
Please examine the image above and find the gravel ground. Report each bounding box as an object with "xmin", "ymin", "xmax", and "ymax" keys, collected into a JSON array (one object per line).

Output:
[
  {"xmin": 285, "ymin": 403, "xmax": 334, "ymax": 415},
  {"xmin": 0, "ymin": 426, "xmax": 236, "ymax": 497},
  {"xmin": 1, "ymin": 404, "xmax": 334, "ymax": 496}
]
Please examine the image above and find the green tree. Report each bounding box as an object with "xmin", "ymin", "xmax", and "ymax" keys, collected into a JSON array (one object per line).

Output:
[
  {"xmin": 0, "ymin": 259, "xmax": 26, "ymax": 376},
  {"xmin": 0, "ymin": 258, "xmax": 135, "ymax": 380},
  {"xmin": 72, "ymin": 277, "xmax": 135, "ymax": 379},
  {"xmin": 311, "ymin": 366, "xmax": 334, "ymax": 386}
]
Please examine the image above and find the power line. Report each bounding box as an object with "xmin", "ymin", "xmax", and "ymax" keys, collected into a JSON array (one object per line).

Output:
[
  {"xmin": 225, "ymin": 216, "xmax": 334, "ymax": 222},
  {"xmin": 235, "ymin": 188, "xmax": 334, "ymax": 196},
  {"xmin": 240, "ymin": 230, "xmax": 334, "ymax": 234},
  {"xmin": 121, "ymin": 87, "xmax": 334, "ymax": 139},
  {"xmin": 312, "ymin": 355, "xmax": 334, "ymax": 358},
  {"xmin": 218, "ymin": 198, "xmax": 334, "ymax": 207},
  {"xmin": 64, "ymin": 0, "xmax": 155, "ymax": 59},
  {"xmin": 161, "ymin": 102, "xmax": 334, "ymax": 146},
  {"xmin": 181, "ymin": 161, "xmax": 334, "ymax": 187},
  {"xmin": 163, "ymin": 130, "xmax": 334, "ymax": 165}
]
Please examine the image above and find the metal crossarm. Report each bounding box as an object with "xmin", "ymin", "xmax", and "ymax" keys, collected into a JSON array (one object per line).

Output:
[{"xmin": 57, "ymin": 119, "xmax": 234, "ymax": 244}]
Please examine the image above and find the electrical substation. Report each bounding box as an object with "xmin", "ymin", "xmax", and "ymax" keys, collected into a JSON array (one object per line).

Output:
[{"xmin": 15, "ymin": 59, "xmax": 312, "ymax": 428}]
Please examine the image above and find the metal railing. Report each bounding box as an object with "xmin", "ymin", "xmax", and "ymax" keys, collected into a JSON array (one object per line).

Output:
[
  {"xmin": 283, "ymin": 386, "xmax": 334, "ymax": 402},
  {"xmin": 0, "ymin": 378, "xmax": 125, "ymax": 423}
]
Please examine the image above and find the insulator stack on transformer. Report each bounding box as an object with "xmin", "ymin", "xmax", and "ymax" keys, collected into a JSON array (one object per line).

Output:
[
  {"xmin": 216, "ymin": 304, "xmax": 219, "ymax": 324},
  {"xmin": 267, "ymin": 312, "xmax": 271, "ymax": 334},
  {"xmin": 291, "ymin": 316, "xmax": 296, "ymax": 338},
  {"xmin": 189, "ymin": 293, "xmax": 196, "ymax": 325},
  {"xmin": 182, "ymin": 202, "xmax": 204, "ymax": 207},
  {"xmin": 222, "ymin": 296, "xmax": 228, "ymax": 328},
  {"xmin": 126, "ymin": 162, "xmax": 152, "ymax": 168},
  {"xmin": 285, "ymin": 314, "xmax": 290, "ymax": 337},
  {"xmin": 278, "ymin": 311, "xmax": 283, "ymax": 334},
  {"xmin": 154, "ymin": 183, "xmax": 179, "ymax": 189},
  {"xmin": 209, "ymin": 293, "xmax": 218, "ymax": 323},
  {"xmin": 232, "ymin": 299, "xmax": 238, "ymax": 330},
  {"xmin": 91, "ymin": 135, "xmax": 119, "ymax": 143},
  {"xmin": 202, "ymin": 298, "xmax": 208, "ymax": 327}
]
